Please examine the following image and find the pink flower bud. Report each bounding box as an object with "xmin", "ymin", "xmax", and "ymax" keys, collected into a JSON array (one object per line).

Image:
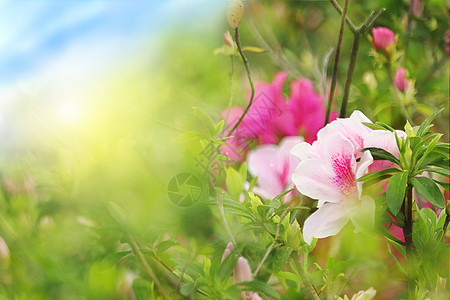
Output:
[
  {"xmin": 0, "ymin": 236, "xmax": 10, "ymax": 263},
  {"xmin": 224, "ymin": 32, "xmax": 234, "ymax": 48},
  {"xmin": 394, "ymin": 67, "xmax": 408, "ymax": 92},
  {"xmin": 371, "ymin": 27, "xmax": 395, "ymax": 51},
  {"xmin": 233, "ymin": 257, "xmax": 253, "ymax": 283},
  {"xmin": 221, "ymin": 242, "xmax": 234, "ymax": 262}
]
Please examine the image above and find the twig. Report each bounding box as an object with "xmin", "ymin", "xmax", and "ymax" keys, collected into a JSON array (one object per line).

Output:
[
  {"xmin": 227, "ymin": 27, "xmax": 255, "ymax": 137},
  {"xmin": 253, "ymin": 208, "xmax": 290, "ymax": 277},
  {"xmin": 223, "ymin": 56, "xmax": 235, "ymax": 135},
  {"xmin": 325, "ymin": 0, "xmax": 349, "ymax": 125},
  {"xmin": 336, "ymin": 7, "xmax": 386, "ymax": 118},
  {"xmin": 328, "ymin": 0, "xmax": 356, "ymax": 33}
]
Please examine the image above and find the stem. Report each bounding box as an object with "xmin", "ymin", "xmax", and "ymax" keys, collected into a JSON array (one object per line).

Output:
[
  {"xmin": 292, "ymin": 251, "xmax": 320, "ymax": 300},
  {"xmin": 127, "ymin": 236, "xmax": 169, "ymax": 299},
  {"xmin": 328, "ymin": 0, "xmax": 356, "ymax": 33},
  {"xmin": 227, "ymin": 27, "xmax": 255, "ymax": 137},
  {"xmin": 223, "ymin": 56, "xmax": 235, "ymax": 135},
  {"xmin": 217, "ymin": 192, "xmax": 237, "ymax": 246},
  {"xmin": 325, "ymin": 0, "xmax": 349, "ymax": 125},
  {"xmin": 339, "ymin": 32, "xmax": 361, "ymax": 118},
  {"xmin": 443, "ymin": 215, "xmax": 450, "ymax": 242},
  {"xmin": 253, "ymin": 208, "xmax": 290, "ymax": 277},
  {"xmin": 402, "ymin": 184, "xmax": 415, "ymax": 299},
  {"xmin": 329, "ymin": 3, "xmax": 385, "ymax": 118}
]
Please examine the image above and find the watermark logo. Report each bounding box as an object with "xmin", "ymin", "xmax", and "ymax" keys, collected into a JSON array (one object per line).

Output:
[{"xmin": 167, "ymin": 173, "xmax": 204, "ymax": 207}]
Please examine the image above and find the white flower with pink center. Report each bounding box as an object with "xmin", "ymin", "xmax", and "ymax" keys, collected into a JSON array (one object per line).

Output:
[{"xmin": 291, "ymin": 111, "xmax": 377, "ymax": 244}]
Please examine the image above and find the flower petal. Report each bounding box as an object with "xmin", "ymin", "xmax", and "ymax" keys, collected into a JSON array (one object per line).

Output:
[{"xmin": 303, "ymin": 202, "xmax": 350, "ymax": 244}]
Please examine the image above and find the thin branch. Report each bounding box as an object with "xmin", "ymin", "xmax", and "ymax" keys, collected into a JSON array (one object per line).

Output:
[
  {"xmin": 325, "ymin": 0, "xmax": 349, "ymax": 125},
  {"xmin": 328, "ymin": 0, "xmax": 356, "ymax": 33},
  {"xmin": 227, "ymin": 27, "xmax": 255, "ymax": 137},
  {"xmin": 223, "ymin": 55, "xmax": 235, "ymax": 135},
  {"xmin": 253, "ymin": 208, "xmax": 290, "ymax": 277}
]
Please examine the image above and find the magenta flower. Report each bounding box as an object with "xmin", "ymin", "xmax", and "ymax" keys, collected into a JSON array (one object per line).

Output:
[
  {"xmin": 222, "ymin": 72, "xmax": 336, "ymax": 161},
  {"xmin": 371, "ymin": 27, "xmax": 395, "ymax": 51},
  {"xmin": 287, "ymin": 78, "xmax": 337, "ymax": 143},
  {"xmin": 291, "ymin": 111, "xmax": 376, "ymax": 244},
  {"xmin": 394, "ymin": 67, "xmax": 408, "ymax": 92},
  {"xmin": 247, "ymin": 136, "xmax": 302, "ymax": 200}
]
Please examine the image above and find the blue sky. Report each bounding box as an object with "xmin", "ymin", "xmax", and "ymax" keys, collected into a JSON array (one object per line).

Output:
[{"xmin": 0, "ymin": 0, "xmax": 226, "ymax": 87}]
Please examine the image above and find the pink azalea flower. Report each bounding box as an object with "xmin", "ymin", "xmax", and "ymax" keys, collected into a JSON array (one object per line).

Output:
[
  {"xmin": 291, "ymin": 111, "xmax": 377, "ymax": 244},
  {"xmin": 221, "ymin": 72, "xmax": 337, "ymax": 161},
  {"xmin": 394, "ymin": 67, "xmax": 408, "ymax": 92},
  {"xmin": 247, "ymin": 136, "xmax": 303, "ymax": 200},
  {"xmin": 371, "ymin": 27, "xmax": 395, "ymax": 51},
  {"xmin": 287, "ymin": 78, "xmax": 337, "ymax": 143}
]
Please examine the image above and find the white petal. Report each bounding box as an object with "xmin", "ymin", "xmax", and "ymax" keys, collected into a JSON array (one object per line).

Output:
[{"xmin": 303, "ymin": 202, "xmax": 350, "ymax": 244}]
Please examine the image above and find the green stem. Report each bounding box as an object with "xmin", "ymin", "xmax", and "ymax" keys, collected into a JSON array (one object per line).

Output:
[
  {"xmin": 253, "ymin": 208, "xmax": 290, "ymax": 277},
  {"xmin": 339, "ymin": 32, "xmax": 361, "ymax": 118},
  {"xmin": 227, "ymin": 27, "xmax": 255, "ymax": 137},
  {"xmin": 292, "ymin": 251, "xmax": 320, "ymax": 300},
  {"xmin": 402, "ymin": 184, "xmax": 415, "ymax": 299},
  {"xmin": 325, "ymin": 0, "xmax": 349, "ymax": 125},
  {"xmin": 328, "ymin": 0, "xmax": 356, "ymax": 33},
  {"xmin": 223, "ymin": 56, "xmax": 235, "ymax": 135}
]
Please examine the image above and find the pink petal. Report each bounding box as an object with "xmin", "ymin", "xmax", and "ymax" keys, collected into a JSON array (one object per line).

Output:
[
  {"xmin": 372, "ymin": 27, "xmax": 395, "ymax": 51},
  {"xmin": 317, "ymin": 110, "xmax": 372, "ymax": 155},
  {"xmin": 303, "ymin": 202, "xmax": 350, "ymax": 244}
]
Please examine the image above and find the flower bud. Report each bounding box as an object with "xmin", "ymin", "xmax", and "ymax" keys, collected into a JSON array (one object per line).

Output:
[
  {"xmin": 412, "ymin": 208, "xmax": 418, "ymax": 223},
  {"xmin": 0, "ymin": 236, "xmax": 10, "ymax": 266},
  {"xmin": 394, "ymin": 67, "xmax": 408, "ymax": 92},
  {"xmin": 221, "ymin": 242, "xmax": 234, "ymax": 262},
  {"xmin": 352, "ymin": 287, "xmax": 376, "ymax": 300},
  {"xmin": 224, "ymin": 31, "xmax": 234, "ymax": 48},
  {"xmin": 285, "ymin": 219, "xmax": 302, "ymax": 250},
  {"xmin": 371, "ymin": 27, "xmax": 395, "ymax": 51},
  {"xmin": 233, "ymin": 257, "xmax": 253, "ymax": 283}
]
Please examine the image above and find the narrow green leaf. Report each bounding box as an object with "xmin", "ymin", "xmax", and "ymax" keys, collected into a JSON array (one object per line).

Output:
[
  {"xmin": 410, "ymin": 177, "xmax": 445, "ymax": 208},
  {"xmin": 236, "ymin": 281, "xmax": 281, "ymax": 299},
  {"xmin": 363, "ymin": 147, "xmax": 400, "ymax": 165},
  {"xmin": 362, "ymin": 122, "xmax": 389, "ymax": 131},
  {"xmin": 193, "ymin": 107, "xmax": 216, "ymax": 137},
  {"xmin": 226, "ymin": 168, "xmax": 244, "ymax": 200},
  {"xmin": 416, "ymin": 108, "xmax": 444, "ymax": 137},
  {"xmin": 386, "ymin": 171, "xmax": 408, "ymax": 215},
  {"xmin": 356, "ymin": 167, "xmax": 401, "ymax": 182},
  {"xmin": 422, "ymin": 167, "xmax": 450, "ymax": 177},
  {"xmin": 180, "ymin": 281, "xmax": 196, "ymax": 297},
  {"xmin": 132, "ymin": 278, "xmax": 154, "ymax": 300}
]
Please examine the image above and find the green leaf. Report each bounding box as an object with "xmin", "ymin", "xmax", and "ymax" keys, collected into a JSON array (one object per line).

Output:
[
  {"xmin": 103, "ymin": 250, "xmax": 132, "ymax": 266},
  {"xmin": 193, "ymin": 107, "xmax": 216, "ymax": 137},
  {"xmin": 376, "ymin": 121, "xmax": 395, "ymax": 132},
  {"xmin": 180, "ymin": 281, "xmax": 196, "ymax": 297},
  {"xmin": 214, "ymin": 120, "xmax": 225, "ymax": 137},
  {"xmin": 226, "ymin": 168, "xmax": 244, "ymax": 200},
  {"xmin": 422, "ymin": 167, "xmax": 450, "ymax": 177},
  {"xmin": 272, "ymin": 246, "xmax": 293, "ymax": 273},
  {"xmin": 410, "ymin": 177, "xmax": 445, "ymax": 208},
  {"xmin": 386, "ymin": 171, "xmax": 408, "ymax": 215},
  {"xmin": 132, "ymin": 278, "xmax": 154, "ymax": 300},
  {"xmin": 356, "ymin": 167, "xmax": 401, "ymax": 183},
  {"xmin": 236, "ymin": 281, "xmax": 281, "ymax": 299},
  {"xmin": 362, "ymin": 122, "xmax": 390, "ymax": 131},
  {"xmin": 363, "ymin": 147, "xmax": 400, "ymax": 165},
  {"xmin": 242, "ymin": 46, "xmax": 267, "ymax": 53},
  {"xmin": 157, "ymin": 240, "xmax": 178, "ymax": 253},
  {"xmin": 274, "ymin": 271, "xmax": 301, "ymax": 282},
  {"xmin": 416, "ymin": 108, "xmax": 444, "ymax": 137}
]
